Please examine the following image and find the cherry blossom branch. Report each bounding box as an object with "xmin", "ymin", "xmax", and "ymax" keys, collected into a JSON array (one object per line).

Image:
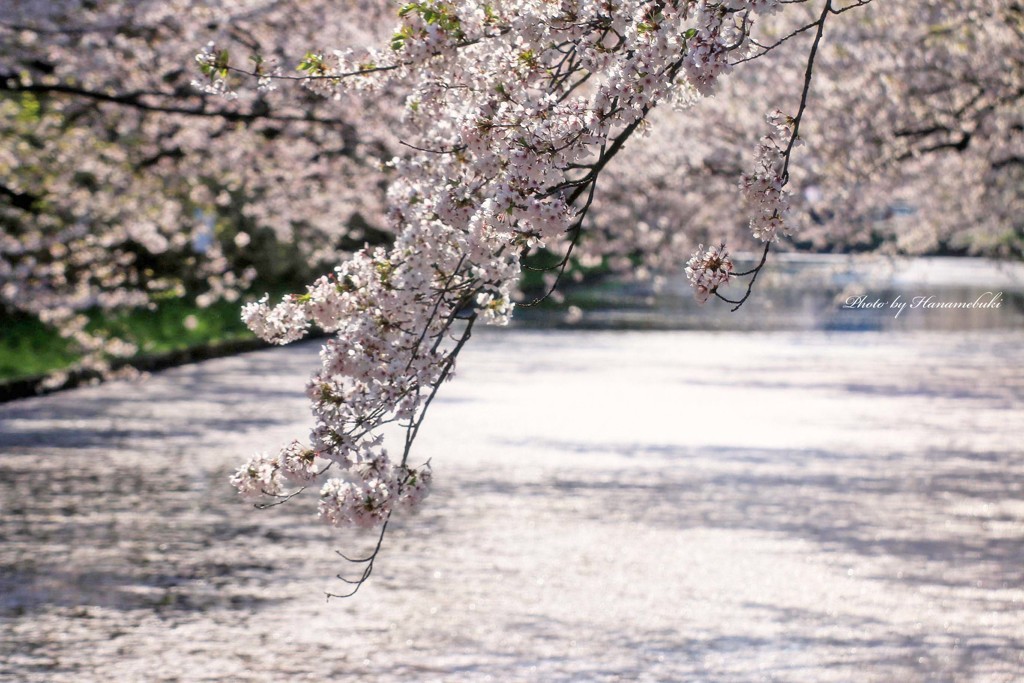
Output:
[
  {"xmin": 401, "ymin": 316, "xmax": 476, "ymax": 468},
  {"xmin": 320, "ymin": 314, "xmax": 473, "ymax": 598},
  {"xmin": 713, "ymin": 242, "xmax": 771, "ymax": 310},
  {"xmin": 225, "ymin": 0, "xmax": 912, "ymax": 601},
  {"xmin": 733, "ymin": 17, "xmax": 822, "ymax": 66},
  {"xmin": 0, "ymin": 74, "xmax": 356, "ymax": 125},
  {"xmin": 327, "ymin": 514, "xmax": 392, "ymax": 599},
  {"xmin": 254, "ymin": 487, "xmax": 306, "ymax": 509},
  {"xmin": 830, "ymin": 0, "xmax": 874, "ymax": 15},
  {"xmin": 697, "ymin": 0, "xmax": 832, "ymax": 311}
]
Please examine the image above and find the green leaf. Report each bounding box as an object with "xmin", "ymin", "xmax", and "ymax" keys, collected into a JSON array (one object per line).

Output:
[{"xmin": 216, "ymin": 48, "xmax": 230, "ymax": 78}]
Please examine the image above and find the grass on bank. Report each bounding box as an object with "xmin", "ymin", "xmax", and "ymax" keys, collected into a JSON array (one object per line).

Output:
[{"xmin": 0, "ymin": 297, "xmax": 256, "ymax": 383}]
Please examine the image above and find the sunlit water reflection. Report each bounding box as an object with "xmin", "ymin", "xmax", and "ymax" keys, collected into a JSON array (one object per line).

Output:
[
  {"xmin": 1, "ymin": 256, "xmax": 1022, "ymax": 681},
  {"xmin": 517, "ymin": 255, "xmax": 1024, "ymax": 331}
]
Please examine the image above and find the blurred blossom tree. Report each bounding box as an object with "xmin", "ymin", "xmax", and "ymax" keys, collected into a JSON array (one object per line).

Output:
[
  {"xmin": 1, "ymin": 0, "xmax": 400, "ymax": 383},
  {"xmin": 591, "ymin": 0, "xmax": 1023, "ymax": 266},
  {"xmin": 2, "ymin": 0, "xmax": 1020, "ymax": 594}
]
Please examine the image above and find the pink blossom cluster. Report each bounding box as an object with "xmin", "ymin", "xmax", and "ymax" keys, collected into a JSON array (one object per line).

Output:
[
  {"xmin": 685, "ymin": 242, "xmax": 734, "ymax": 303},
  {"xmin": 235, "ymin": 236, "xmax": 478, "ymax": 522},
  {"xmin": 231, "ymin": 436, "xmax": 431, "ymax": 528},
  {"xmin": 319, "ymin": 458, "xmax": 432, "ymax": 529},
  {"xmin": 741, "ymin": 110, "xmax": 794, "ymax": 243},
  {"xmin": 230, "ymin": 440, "xmax": 320, "ymax": 498}
]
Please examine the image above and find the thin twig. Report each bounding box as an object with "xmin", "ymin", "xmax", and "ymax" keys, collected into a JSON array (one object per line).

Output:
[{"xmin": 728, "ymin": 0, "xmax": 831, "ymax": 311}]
